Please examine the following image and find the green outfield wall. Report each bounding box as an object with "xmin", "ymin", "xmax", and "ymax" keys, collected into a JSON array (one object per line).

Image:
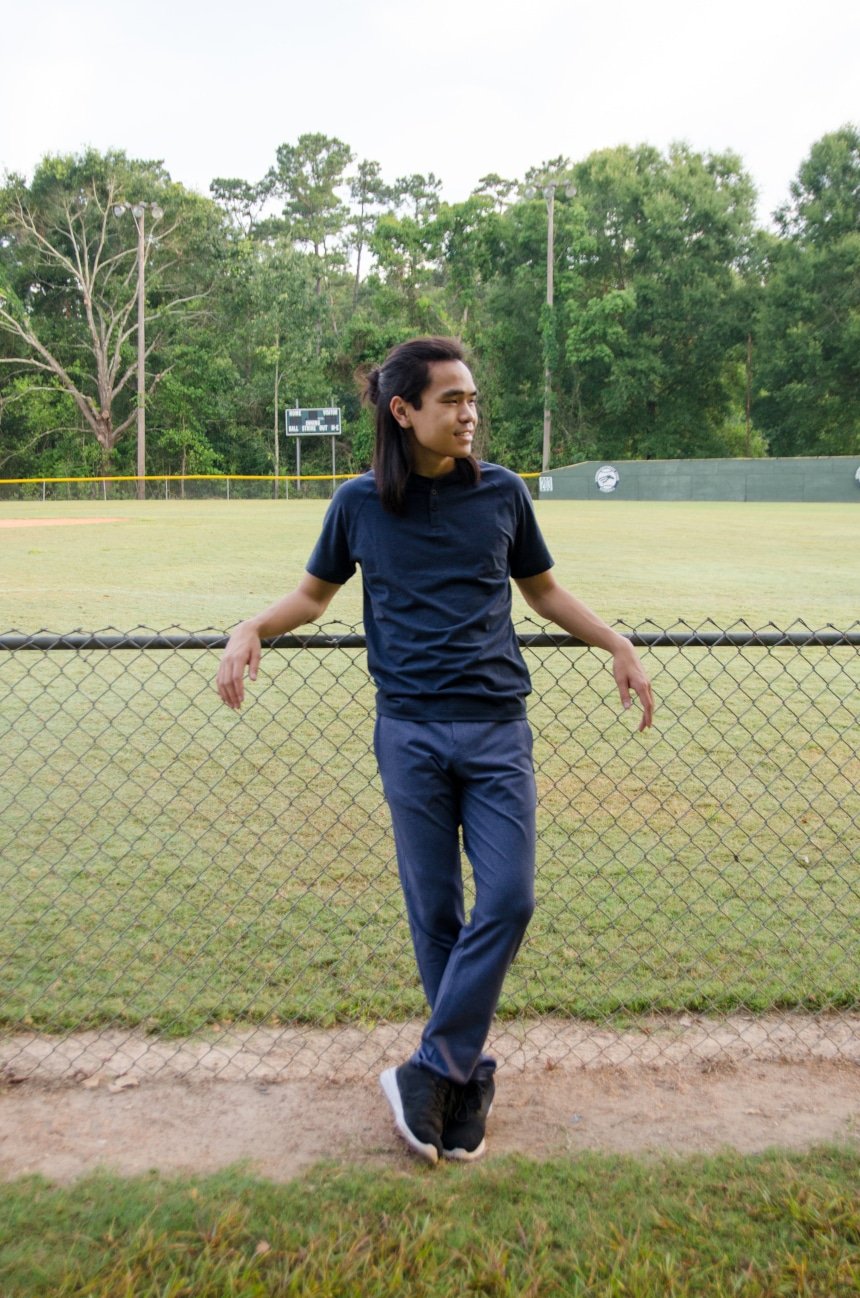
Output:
[{"xmin": 538, "ymin": 456, "xmax": 860, "ymax": 502}]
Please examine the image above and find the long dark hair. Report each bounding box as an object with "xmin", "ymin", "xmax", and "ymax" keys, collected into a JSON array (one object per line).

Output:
[{"xmin": 364, "ymin": 336, "xmax": 481, "ymax": 515}]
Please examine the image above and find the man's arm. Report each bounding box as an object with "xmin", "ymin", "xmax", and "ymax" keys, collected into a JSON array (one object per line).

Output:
[
  {"xmin": 514, "ymin": 569, "xmax": 654, "ymax": 731},
  {"xmin": 216, "ymin": 573, "xmax": 342, "ymax": 710}
]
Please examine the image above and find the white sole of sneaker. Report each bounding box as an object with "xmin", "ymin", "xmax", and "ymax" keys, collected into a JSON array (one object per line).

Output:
[
  {"xmin": 441, "ymin": 1138, "xmax": 486, "ymax": 1162},
  {"xmin": 441, "ymin": 1101, "xmax": 493, "ymax": 1162},
  {"xmin": 379, "ymin": 1067, "xmax": 439, "ymax": 1165}
]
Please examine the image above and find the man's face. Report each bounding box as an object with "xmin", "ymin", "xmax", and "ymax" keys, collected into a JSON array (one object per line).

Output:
[{"xmin": 391, "ymin": 360, "xmax": 478, "ymax": 477}]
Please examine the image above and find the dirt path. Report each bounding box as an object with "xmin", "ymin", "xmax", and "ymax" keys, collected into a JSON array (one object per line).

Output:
[{"xmin": 2, "ymin": 1016, "xmax": 858, "ymax": 1182}]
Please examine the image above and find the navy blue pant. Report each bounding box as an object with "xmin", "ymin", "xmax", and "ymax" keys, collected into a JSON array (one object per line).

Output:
[{"xmin": 373, "ymin": 716, "xmax": 537, "ymax": 1085}]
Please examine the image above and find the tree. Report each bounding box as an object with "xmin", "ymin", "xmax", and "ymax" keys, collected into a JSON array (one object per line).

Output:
[
  {"xmin": 437, "ymin": 194, "xmax": 500, "ymax": 330},
  {"xmin": 368, "ymin": 173, "xmax": 446, "ymax": 323},
  {"xmin": 0, "ymin": 150, "xmax": 206, "ymax": 471},
  {"xmin": 268, "ymin": 135, "xmax": 353, "ymax": 276},
  {"xmin": 776, "ymin": 124, "xmax": 860, "ymax": 245},
  {"xmin": 473, "ymin": 174, "xmax": 517, "ymax": 213},
  {"xmin": 754, "ymin": 126, "xmax": 860, "ymax": 456},
  {"xmin": 563, "ymin": 144, "xmax": 758, "ymax": 460},
  {"xmin": 348, "ymin": 159, "xmax": 391, "ymax": 303},
  {"xmin": 209, "ymin": 176, "xmax": 273, "ymax": 236},
  {"xmin": 471, "ymin": 193, "xmax": 551, "ymax": 467},
  {"xmin": 0, "ymin": 376, "xmax": 81, "ymax": 478},
  {"xmin": 468, "ymin": 144, "xmax": 759, "ymax": 468},
  {"xmin": 146, "ymin": 343, "xmax": 234, "ymax": 481}
]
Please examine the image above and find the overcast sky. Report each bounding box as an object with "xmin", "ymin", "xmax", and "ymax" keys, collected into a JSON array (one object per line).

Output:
[{"xmin": 3, "ymin": 0, "xmax": 857, "ymax": 227}]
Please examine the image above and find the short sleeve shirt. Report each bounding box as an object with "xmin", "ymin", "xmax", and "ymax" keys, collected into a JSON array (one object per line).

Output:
[{"xmin": 306, "ymin": 462, "xmax": 554, "ymax": 720}]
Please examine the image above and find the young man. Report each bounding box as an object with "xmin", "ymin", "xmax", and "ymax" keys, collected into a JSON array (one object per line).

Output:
[{"xmin": 217, "ymin": 336, "xmax": 653, "ymax": 1164}]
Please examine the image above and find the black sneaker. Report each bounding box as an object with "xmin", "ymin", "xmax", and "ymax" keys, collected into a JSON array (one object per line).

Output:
[
  {"xmin": 380, "ymin": 1063, "xmax": 452, "ymax": 1164},
  {"xmin": 441, "ymin": 1073, "xmax": 495, "ymax": 1161}
]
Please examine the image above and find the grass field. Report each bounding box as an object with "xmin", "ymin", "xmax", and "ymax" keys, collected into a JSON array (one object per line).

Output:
[
  {"xmin": 1, "ymin": 497, "xmax": 858, "ymax": 629},
  {"xmin": 1, "ymin": 498, "xmax": 858, "ymax": 1034}
]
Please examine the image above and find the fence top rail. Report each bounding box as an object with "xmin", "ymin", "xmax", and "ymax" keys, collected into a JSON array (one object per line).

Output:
[
  {"xmin": 0, "ymin": 473, "xmax": 358, "ymax": 485},
  {"xmin": 1, "ymin": 625, "xmax": 858, "ymax": 651}
]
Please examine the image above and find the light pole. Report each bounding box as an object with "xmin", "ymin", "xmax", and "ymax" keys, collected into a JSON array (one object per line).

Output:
[
  {"xmin": 113, "ymin": 201, "xmax": 163, "ymax": 499},
  {"xmin": 525, "ymin": 179, "xmax": 575, "ymax": 472}
]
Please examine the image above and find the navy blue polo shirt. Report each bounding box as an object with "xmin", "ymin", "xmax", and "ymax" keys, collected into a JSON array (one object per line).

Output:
[{"xmin": 306, "ymin": 462, "xmax": 554, "ymax": 721}]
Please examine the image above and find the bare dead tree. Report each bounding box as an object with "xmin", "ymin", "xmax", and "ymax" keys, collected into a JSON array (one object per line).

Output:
[{"xmin": 0, "ymin": 177, "xmax": 199, "ymax": 469}]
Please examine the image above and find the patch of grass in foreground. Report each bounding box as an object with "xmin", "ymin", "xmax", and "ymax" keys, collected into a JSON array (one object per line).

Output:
[{"xmin": 0, "ymin": 1148, "xmax": 858, "ymax": 1296}]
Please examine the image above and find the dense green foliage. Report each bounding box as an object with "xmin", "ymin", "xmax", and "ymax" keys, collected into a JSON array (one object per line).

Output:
[
  {"xmin": 1, "ymin": 127, "xmax": 858, "ymax": 479},
  {"xmin": 753, "ymin": 126, "xmax": 860, "ymax": 456}
]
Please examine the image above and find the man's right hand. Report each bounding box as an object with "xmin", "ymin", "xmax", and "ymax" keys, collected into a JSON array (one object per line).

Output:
[
  {"xmin": 215, "ymin": 576, "xmax": 342, "ymax": 711},
  {"xmin": 216, "ymin": 622, "xmax": 262, "ymax": 710}
]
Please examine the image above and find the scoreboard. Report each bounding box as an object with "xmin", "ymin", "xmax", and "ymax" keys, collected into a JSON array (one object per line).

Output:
[{"xmin": 285, "ymin": 407, "xmax": 341, "ymax": 436}]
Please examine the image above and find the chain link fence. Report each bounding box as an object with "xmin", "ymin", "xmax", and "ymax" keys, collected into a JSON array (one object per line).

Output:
[
  {"xmin": 1, "ymin": 621, "xmax": 858, "ymax": 1085},
  {"xmin": 0, "ymin": 474, "xmax": 542, "ymax": 503}
]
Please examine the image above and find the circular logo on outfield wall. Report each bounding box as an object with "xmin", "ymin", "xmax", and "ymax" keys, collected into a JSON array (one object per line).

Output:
[
  {"xmin": 855, "ymin": 465, "xmax": 860, "ymax": 487},
  {"xmin": 595, "ymin": 465, "xmax": 620, "ymax": 493}
]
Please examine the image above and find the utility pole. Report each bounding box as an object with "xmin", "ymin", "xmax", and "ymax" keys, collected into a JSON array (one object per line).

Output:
[
  {"xmin": 745, "ymin": 333, "xmax": 753, "ymax": 457},
  {"xmin": 113, "ymin": 201, "xmax": 163, "ymax": 499},
  {"xmin": 525, "ymin": 178, "xmax": 576, "ymax": 472},
  {"xmin": 273, "ymin": 333, "xmax": 280, "ymax": 499},
  {"xmin": 136, "ymin": 208, "xmax": 146, "ymax": 499},
  {"xmin": 543, "ymin": 185, "xmax": 555, "ymax": 474}
]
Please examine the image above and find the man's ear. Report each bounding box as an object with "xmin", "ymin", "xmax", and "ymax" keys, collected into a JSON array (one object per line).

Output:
[{"xmin": 389, "ymin": 396, "xmax": 411, "ymax": 429}]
